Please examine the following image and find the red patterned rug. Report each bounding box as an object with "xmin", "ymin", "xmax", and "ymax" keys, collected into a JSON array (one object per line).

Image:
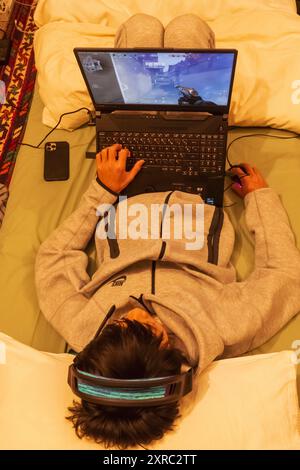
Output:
[{"xmin": 0, "ymin": 0, "xmax": 37, "ymax": 187}]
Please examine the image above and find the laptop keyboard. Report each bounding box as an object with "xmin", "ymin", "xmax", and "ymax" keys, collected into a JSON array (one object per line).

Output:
[{"xmin": 98, "ymin": 131, "xmax": 226, "ymax": 177}]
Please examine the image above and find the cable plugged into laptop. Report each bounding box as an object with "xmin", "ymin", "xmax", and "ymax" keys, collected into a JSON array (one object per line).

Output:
[
  {"xmin": 87, "ymin": 110, "xmax": 96, "ymax": 126},
  {"xmin": 20, "ymin": 107, "xmax": 95, "ymax": 149}
]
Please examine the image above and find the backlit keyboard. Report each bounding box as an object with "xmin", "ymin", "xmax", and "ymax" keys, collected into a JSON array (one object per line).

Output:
[{"xmin": 98, "ymin": 131, "xmax": 226, "ymax": 177}]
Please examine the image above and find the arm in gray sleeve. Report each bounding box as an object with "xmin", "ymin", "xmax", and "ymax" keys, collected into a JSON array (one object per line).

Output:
[
  {"xmin": 219, "ymin": 188, "xmax": 300, "ymax": 352},
  {"xmin": 35, "ymin": 179, "xmax": 118, "ymax": 349}
]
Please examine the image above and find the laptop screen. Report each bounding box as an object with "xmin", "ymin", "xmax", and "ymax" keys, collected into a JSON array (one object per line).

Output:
[{"xmin": 75, "ymin": 49, "xmax": 237, "ymax": 114}]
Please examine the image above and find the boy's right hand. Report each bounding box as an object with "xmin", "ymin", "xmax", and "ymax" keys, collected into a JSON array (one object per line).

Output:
[
  {"xmin": 230, "ymin": 163, "xmax": 269, "ymax": 199},
  {"xmin": 96, "ymin": 144, "xmax": 145, "ymax": 194}
]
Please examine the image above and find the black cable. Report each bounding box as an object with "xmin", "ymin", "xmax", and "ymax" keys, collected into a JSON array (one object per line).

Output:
[
  {"xmin": 223, "ymin": 174, "xmax": 250, "ymax": 208},
  {"xmin": 221, "ymin": 131, "xmax": 300, "ymax": 206},
  {"xmin": 222, "ymin": 131, "xmax": 300, "ymax": 205},
  {"xmin": 224, "ymin": 131, "xmax": 300, "ymax": 206},
  {"xmin": 226, "ymin": 131, "xmax": 300, "ymax": 168},
  {"xmin": 19, "ymin": 142, "xmax": 39, "ymax": 149},
  {"xmin": 19, "ymin": 107, "xmax": 93, "ymax": 149},
  {"xmin": 224, "ymin": 181, "xmax": 235, "ymax": 193},
  {"xmin": 224, "ymin": 130, "xmax": 300, "ymax": 207},
  {"xmin": 224, "ymin": 173, "xmax": 249, "ymax": 192}
]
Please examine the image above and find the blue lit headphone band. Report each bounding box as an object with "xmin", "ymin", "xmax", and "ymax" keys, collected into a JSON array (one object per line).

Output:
[
  {"xmin": 77, "ymin": 369, "xmax": 167, "ymax": 401},
  {"xmin": 68, "ymin": 365, "xmax": 193, "ymax": 407}
]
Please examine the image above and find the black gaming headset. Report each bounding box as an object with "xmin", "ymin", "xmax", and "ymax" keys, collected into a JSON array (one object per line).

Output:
[{"xmin": 68, "ymin": 304, "xmax": 195, "ymax": 407}]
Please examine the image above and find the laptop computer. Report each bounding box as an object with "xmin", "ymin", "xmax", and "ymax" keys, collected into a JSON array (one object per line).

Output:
[{"xmin": 74, "ymin": 48, "xmax": 237, "ymax": 206}]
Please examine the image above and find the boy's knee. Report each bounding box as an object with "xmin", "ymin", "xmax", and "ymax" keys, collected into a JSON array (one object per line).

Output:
[
  {"xmin": 126, "ymin": 13, "xmax": 163, "ymax": 28},
  {"xmin": 115, "ymin": 14, "xmax": 164, "ymax": 48},
  {"xmin": 165, "ymin": 14, "xmax": 215, "ymax": 49}
]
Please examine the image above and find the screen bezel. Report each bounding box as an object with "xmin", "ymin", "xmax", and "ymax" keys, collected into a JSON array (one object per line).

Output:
[{"xmin": 74, "ymin": 47, "xmax": 238, "ymax": 115}]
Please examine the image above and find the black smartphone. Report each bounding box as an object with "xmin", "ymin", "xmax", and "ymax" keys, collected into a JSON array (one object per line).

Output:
[{"xmin": 44, "ymin": 141, "xmax": 70, "ymax": 181}]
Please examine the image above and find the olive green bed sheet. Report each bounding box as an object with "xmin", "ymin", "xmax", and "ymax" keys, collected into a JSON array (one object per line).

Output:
[{"xmin": 0, "ymin": 88, "xmax": 299, "ymax": 388}]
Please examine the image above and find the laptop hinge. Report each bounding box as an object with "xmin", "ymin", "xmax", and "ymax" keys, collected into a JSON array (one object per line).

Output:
[{"xmin": 96, "ymin": 109, "xmax": 116, "ymax": 116}]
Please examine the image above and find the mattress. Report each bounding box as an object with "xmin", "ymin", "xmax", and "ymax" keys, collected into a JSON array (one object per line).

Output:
[{"xmin": 0, "ymin": 87, "xmax": 299, "ymax": 392}]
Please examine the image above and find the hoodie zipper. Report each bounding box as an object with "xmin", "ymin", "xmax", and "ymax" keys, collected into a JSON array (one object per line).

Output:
[
  {"xmin": 152, "ymin": 191, "xmax": 174, "ymax": 294},
  {"xmin": 207, "ymin": 207, "xmax": 224, "ymax": 265}
]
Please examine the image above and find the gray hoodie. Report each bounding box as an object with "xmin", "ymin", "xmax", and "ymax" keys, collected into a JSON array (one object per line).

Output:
[{"xmin": 35, "ymin": 179, "xmax": 300, "ymax": 376}]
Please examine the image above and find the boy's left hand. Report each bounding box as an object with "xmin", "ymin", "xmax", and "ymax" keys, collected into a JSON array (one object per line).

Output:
[
  {"xmin": 96, "ymin": 144, "xmax": 145, "ymax": 194},
  {"xmin": 230, "ymin": 163, "xmax": 268, "ymax": 199}
]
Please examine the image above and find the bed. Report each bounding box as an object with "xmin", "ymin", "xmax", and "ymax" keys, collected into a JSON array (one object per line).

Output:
[
  {"xmin": 0, "ymin": 85, "xmax": 299, "ymax": 384},
  {"xmin": 0, "ymin": 0, "xmax": 299, "ymax": 449}
]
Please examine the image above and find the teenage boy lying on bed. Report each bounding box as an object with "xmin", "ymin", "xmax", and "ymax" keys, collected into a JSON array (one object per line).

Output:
[{"xmin": 35, "ymin": 15, "xmax": 300, "ymax": 449}]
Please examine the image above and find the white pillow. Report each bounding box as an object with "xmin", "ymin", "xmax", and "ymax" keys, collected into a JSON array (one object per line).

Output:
[
  {"xmin": 34, "ymin": 0, "xmax": 297, "ymax": 26},
  {"xmin": 33, "ymin": 0, "xmax": 300, "ymax": 133},
  {"xmin": 0, "ymin": 332, "xmax": 299, "ymax": 450}
]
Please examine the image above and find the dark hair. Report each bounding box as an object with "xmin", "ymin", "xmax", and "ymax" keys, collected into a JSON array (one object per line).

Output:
[{"xmin": 67, "ymin": 319, "xmax": 186, "ymax": 449}]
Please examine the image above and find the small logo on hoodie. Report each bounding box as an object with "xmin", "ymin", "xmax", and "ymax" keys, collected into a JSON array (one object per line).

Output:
[{"xmin": 111, "ymin": 275, "xmax": 127, "ymax": 287}]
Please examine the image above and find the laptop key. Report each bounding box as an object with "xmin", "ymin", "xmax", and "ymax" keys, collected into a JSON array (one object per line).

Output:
[{"xmin": 188, "ymin": 155, "xmax": 197, "ymax": 161}]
